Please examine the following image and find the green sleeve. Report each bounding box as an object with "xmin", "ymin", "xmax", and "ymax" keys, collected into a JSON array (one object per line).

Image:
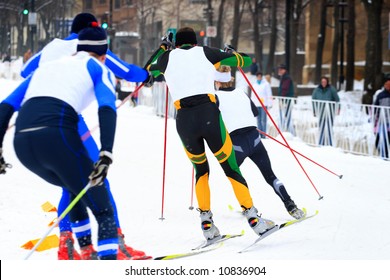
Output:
[
  {"xmin": 203, "ymin": 46, "xmax": 252, "ymax": 69},
  {"xmin": 145, "ymin": 47, "xmax": 170, "ymax": 78},
  {"xmin": 144, "ymin": 46, "xmax": 166, "ymax": 71},
  {"xmin": 217, "ymin": 53, "xmax": 252, "ymax": 68}
]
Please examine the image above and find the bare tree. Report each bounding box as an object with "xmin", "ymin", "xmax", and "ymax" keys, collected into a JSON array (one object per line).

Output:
[
  {"xmin": 361, "ymin": 0, "xmax": 383, "ymax": 104},
  {"xmin": 265, "ymin": 0, "xmax": 277, "ymax": 75},
  {"xmin": 287, "ymin": 0, "xmax": 312, "ymax": 85},
  {"xmin": 137, "ymin": 0, "xmax": 157, "ymax": 66},
  {"xmin": 215, "ymin": 0, "xmax": 227, "ymax": 49},
  {"xmin": 229, "ymin": 0, "xmax": 247, "ymax": 82},
  {"xmin": 314, "ymin": 0, "xmax": 329, "ymax": 83},
  {"xmin": 38, "ymin": 1, "xmax": 67, "ymax": 46},
  {"xmin": 230, "ymin": 0, "xmax": 246, "ymax": 49},
  {"xmin": 0, "ymin": 0, "xmax": 25, "ymax": 56},
  {"xmin": 330, "ymin": 0, "xmax": 340, "ymax": 87},
  {"xmin": 345, "ymin": 0, "xmax": 355, "ymax": 91},
  {"xmin": 248, "ymin": 0, "xmax": 264, "ymax": 72}
]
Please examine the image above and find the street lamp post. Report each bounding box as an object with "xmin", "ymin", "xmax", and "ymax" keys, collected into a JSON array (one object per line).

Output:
[
  {"xmin": 109, "ymin": 0, "xmax": 113, "ymax": 50},
  {"xmin": 203, "ymin": 0, "xmax": 213, "ymax": 46},
  {"xmin": 28, "ymin": 0, "xmax": 37, "ymax": 52}
]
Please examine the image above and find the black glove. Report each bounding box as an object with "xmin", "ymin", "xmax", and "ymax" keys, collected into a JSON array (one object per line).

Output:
[
  {"xmin": 89, "ymin": 151, "xmax": 113, "ymax": 186},
  {"xmin": 143, "ymin": 71, "xmax": 154, "ymax": 88},
  {"xmin": 0, "ymin": 148, "xmax": 12, "ymax": 175},
  {"xmin": 223, "ymin": 44, "xmax": 236, "ymax": 53},
  {"xmin": 161, "ymin": 32, "xmax": 174, "ymax": 50}
]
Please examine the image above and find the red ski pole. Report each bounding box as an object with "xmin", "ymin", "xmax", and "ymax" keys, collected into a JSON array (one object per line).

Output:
[
  {"xmin": 159, "ymin": 84, "xmax": 170, "ymax": 220},
  {"xmin": 258, "ymin": 129, "xmax": 343, "ymax": 179},
  {"xmin": 116, "ymin": 83, "xmax": 144, "ymax": 109},
  {"xmin": 238, "ymin": 67, "xmax": 323, "ymax": 200}
]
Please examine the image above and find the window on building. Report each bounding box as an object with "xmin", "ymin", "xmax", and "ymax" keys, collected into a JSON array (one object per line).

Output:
[
  {"xmin": 115, "ymin": 0, "xmax": 121, "ymax": 9},
  {"xmin": 124, "ymin": 0, "xmax": 133, "ymax": 6},
  {"xmin": 84, "ymin": 0, "xmax": 92, "ymax": 9},
  {"xmin": 99, "ymin": 0, "xmax": 106, "ymax": 4}
]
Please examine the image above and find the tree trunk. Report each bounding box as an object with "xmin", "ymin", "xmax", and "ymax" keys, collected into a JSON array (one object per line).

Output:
[
  {"xmin": 17, "ymin": 16, "xmax": 25, "ymax": 56},
  {"xmin": 362, "ymin": 0, "xmax": 383, "ymax": 104},
  {"xmin": 314, "ymin": 0, "xmax": 328, "ymax": 84},
  {"xmin": 250, "ymin": 0, "xmax": 263, "ymax": 72},
  {"xmin": 345, "ymin": 0, "xmax": 355, "ymax": 91},
  {"xmin": 289, "ymin": 0, "xmax": 312, "ymax": 86},
  {"xmin": 215, "ymin": 0, "xmax": 226, "ymax": 49},
  {"xmin": 266, "ymin": 0, "xmax": 277, "ymax": 75},
  {"xmin": 230, "ymin": 0, "xmax": 241, "ymax": 49},
  {"xmin": 230, "ymin": 0, "xmax": 245, "ymax": 83},
  {"xmin": 289, "ymin": 0, "xmax": 299, "ymax": 84},
  {"xmin": 330, "ymin": 0, "xmax": 340, "ymax": 88},
  {"xmin": 139, "ymin": 3, "xmax": 147, "ymax": 66}
]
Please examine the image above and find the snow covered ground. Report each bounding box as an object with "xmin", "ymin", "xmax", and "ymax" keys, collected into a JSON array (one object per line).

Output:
[{"xmin": 1, "ymin": 77, "xmax": 389, "ymax": 279}]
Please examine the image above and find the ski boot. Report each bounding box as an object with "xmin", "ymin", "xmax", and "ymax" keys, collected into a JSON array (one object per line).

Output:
[
  {"xmin": 117, "ymin": 228, "xmax": 151, "ymax": 260},
  {"xmin": 284, "ymin": 200, "xmax": 305, "ymax": 219},
  {"xmin": 57, "ymin": 231, "xmax": 81, "ymax": 260},
  {"xmin": 243, "ymin": 206, "xmax": 275, "ymax": 236},
  {"xmin": 199, "ymin": 209, "xmax": 221, "ymax": 241},
  {"xmin": 80, "ymin": 244, "xmax": 98, "ymax": 260}
]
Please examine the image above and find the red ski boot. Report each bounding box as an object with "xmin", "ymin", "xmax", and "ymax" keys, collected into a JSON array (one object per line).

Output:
[
  {"xmin": 80, "ymin": 244, "xmax": 98, "ymax": 260},
  {"xmin": 117, "ymin": 228, "xmax": 152, "ymax": 260},
  {"xmin": 57, "ymin": 231, "xmax": 81, "ymax": 260}
]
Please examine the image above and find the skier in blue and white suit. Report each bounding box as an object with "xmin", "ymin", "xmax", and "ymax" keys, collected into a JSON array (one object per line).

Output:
[
  {"xmin": 15, "ymin": 13, "xmax": 151, "ymax": 260},
  {"xmin": 21, "ymin": 18, "xmax": 148, "ymax": 84},
  {"xmin": 0, "ymin": 25, "xmax": 119, "ymax": 260}
]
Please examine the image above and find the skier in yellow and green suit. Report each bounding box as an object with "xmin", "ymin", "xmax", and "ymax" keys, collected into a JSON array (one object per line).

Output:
[{"xmin": 145, "ymin": 27, "xmax": 275, "ymax": 241}]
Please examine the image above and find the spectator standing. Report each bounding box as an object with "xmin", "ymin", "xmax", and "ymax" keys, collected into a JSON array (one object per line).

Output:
[
  {"xmin": 373, "ymin": 77, "xmax": 390, "ymax": 159},
  {"xmin": 311, "ymin": 76, "xmax": 340, "ymax": 146},
  {"xmin": 250, "ymin": 58, "xmax": 258, "ymax": 75},
  {"xmin": 2, "ymin": 53, "xmax": 11, "ymax": 63},
  {"xmin": 250, "ymin": 72, "xmax": 273, "ymax": 138},
  {"xmin": 277, "ymin": 64, "xmax": 295, "ymax": 135},
  {"xmin": 23, "ymin": 49, "xmax": 32, "ymax": 63}
]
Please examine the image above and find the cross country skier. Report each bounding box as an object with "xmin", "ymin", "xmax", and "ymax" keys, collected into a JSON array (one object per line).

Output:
[
  {"xmin": 145, "ymin": 27, "xmax": 275, "ymax": 241},
  {"xmin": 214, "ymin": 65, "xmax": 305, "ymax": 219},
  {"xmin": 0, "ymin": 25, "xmax": 119, "ymax": 259},
  {"xmin": 1, "ymin": 13, "xmax": 152, "ymax": 260}
]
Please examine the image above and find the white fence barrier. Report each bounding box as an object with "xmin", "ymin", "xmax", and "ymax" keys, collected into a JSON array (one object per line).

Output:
[
  {"xmin": 138, "ymin": 84, "xmax": 390, "ymax": 160},
  {"xmin": 0, "ymin": 58, "xmax": 24, "ymax": 80}
]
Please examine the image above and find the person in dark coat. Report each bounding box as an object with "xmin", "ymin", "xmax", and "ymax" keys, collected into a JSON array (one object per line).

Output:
[
  {"xmin": 311, "ymin": 76, "xmax": 340, "ymax": 146},
  {"xmin": 277, "ymin": 64, "xmax": 295, "ymax": 135}
]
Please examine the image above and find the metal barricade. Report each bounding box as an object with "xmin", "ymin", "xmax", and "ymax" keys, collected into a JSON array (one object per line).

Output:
[{"xmin": 138, "ymin": 85, "xmax": 390, "ymax": 160}]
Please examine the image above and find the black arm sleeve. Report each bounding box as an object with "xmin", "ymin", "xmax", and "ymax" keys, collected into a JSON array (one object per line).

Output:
[
  {"xmin": 98, "ymin": 106, "xmax": 117, "ymax": 153},
  {"xmin": 148, "ymin": 51, "xmax": 170, "ymax": 78}
]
